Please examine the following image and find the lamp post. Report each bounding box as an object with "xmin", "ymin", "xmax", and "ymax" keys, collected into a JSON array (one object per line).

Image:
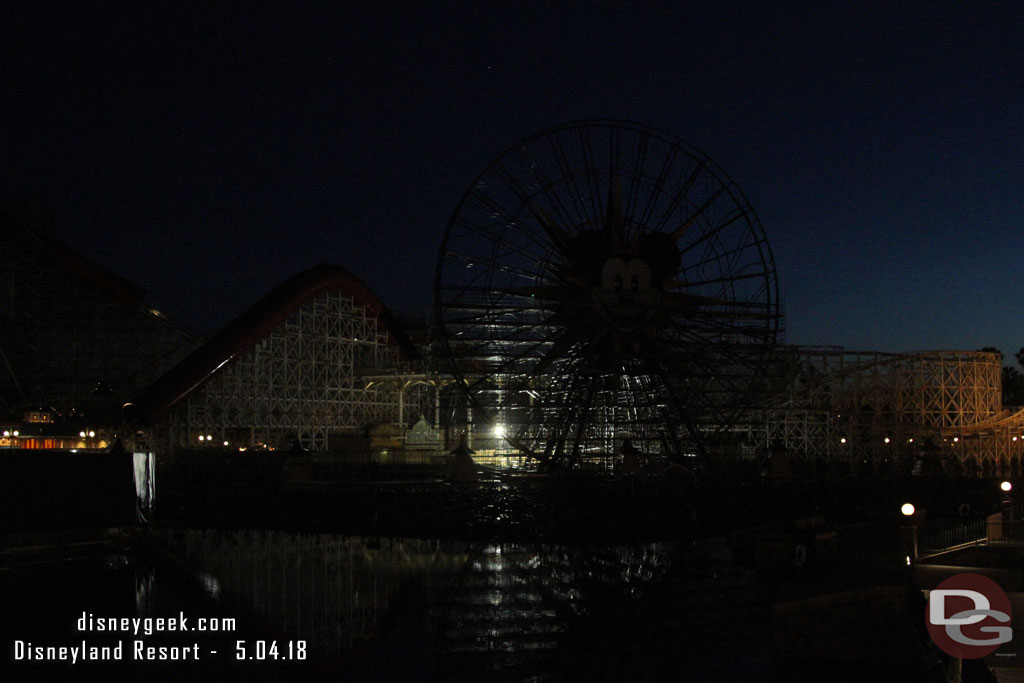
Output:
[
  {"xmin": 1000, "ymin": 481, "xmax": 1013, "ymax": 522},
  {"xmin": 901, "ymin": 502, "xmax": 917, "ymax": 565}
]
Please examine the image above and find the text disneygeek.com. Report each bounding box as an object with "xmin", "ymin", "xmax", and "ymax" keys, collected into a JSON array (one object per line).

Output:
[{"xmin": 8, "ymin": 611, "xmax": 306, "ymax": 664}]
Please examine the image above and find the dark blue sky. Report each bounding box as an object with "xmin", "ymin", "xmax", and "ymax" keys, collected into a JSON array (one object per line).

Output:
[{"xmin": 3, "ymin": 2, "xmax": 1023, "ymax": 359}]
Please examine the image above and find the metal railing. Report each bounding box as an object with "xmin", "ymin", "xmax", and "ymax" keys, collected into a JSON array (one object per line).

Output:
[
  {"xmin": 920, "ymin": 521, "xmax": 988, "ymax": 555},
  {"xmin": 921, "ymin": 506, "xmax": 1024, "ymax": 556}
]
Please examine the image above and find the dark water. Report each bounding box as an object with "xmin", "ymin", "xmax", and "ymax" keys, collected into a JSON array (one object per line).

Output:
[{"xmin": 0, "ymin": 530, "xmax": 772, "ymax": 682}]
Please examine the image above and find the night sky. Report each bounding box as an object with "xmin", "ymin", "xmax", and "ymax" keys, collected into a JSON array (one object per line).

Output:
[{"xmin": 3, "ymin": 2, "xmax": 1023, "ymax": 359}]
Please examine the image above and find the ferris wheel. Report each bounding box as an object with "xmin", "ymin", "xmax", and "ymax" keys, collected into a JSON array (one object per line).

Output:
[{"xmin": 435, "ymin": 121, "xmax": 781, "ymax": 467}]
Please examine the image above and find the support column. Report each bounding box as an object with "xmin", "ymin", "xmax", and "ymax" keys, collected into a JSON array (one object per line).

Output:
[
  {"xmin": 434, "ymin": 385, "xmax": 440, "ymax": 430},
  {"xmin": 398, "ymin": 382, "xmax": 405, "ymax": 428}
]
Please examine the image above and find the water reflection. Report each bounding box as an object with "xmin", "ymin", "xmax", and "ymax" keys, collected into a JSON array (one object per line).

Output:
[
  {"xmin": 164, "ymin": 531, "xmax": 771, "ymax": 681},
  {"xmin": 168, "ymin": 531, "xmax": 468, "ymax": 657},
  {"xmin": 135, "ymin": 563, "xmax": 155, "ymax": 615}
]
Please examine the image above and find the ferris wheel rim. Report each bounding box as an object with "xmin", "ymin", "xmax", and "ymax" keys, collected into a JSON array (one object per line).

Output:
[{"xmin": 434, "ymin": 120, "xmax": 782, "ymax": 463}]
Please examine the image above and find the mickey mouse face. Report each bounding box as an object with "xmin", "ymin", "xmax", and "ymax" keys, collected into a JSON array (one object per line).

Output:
[
  {"xmin": 557, "ymin": 229, "xmax": 683, "ymax": 337},
  {"xmin": 600, "ymin": 258, "xmax": 652, "ymax": 293},
  {"xmin": 593, "ymin": 257, "xmax": 661, "ymax": 332}
]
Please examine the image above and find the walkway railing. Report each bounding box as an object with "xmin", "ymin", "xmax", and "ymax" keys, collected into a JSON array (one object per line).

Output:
[
  {"xmin": 920, "ymin": 506, "xmax": 1024, "ymax": 556},
  {"xmin": 920, "ymin": 521, "xmax": 989, "ymax": 555}
]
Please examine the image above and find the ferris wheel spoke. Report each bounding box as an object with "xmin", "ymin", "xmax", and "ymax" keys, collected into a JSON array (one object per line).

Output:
[
  {"xmin": 497, "ymin": 324, "xmax": 566, "ymax": 362},
  {"xmin": 441, "ymin": 250, "xmax": 550, "ymax": 284},
  {"xmin": 672, "ymin": 308, "xmax": 780, "ymax": 326},
  {"xmin": 668, "ymin": 303, "xmax": 777, "ymax": 322},
  {"xmin": 508, "ymin": 143, "xmax": 584, "ymax": 238},
  {"xmin": 441, "ymin": 288, "xmax": 562, "ymax": 308},
  {"xmin": 662, "ymin": 290, "xmax": 775, "ymax": 310},
  {"xmin": 459, "ymin": 191, "xmax": 560, "ymax": 261},
  {"xmin": 486, "ymin": 160, "xmax": 577, "ymax": 258},
  {"xmin": 677, "ymin": 206, "xmax": 754, "ymax": 259},
  {"xmin": 605, "ymin": 172, "xmax": 626, "ymax": 250},
  {"xmin": 635, "ymin": 144, "xmax": 681, "ymax": 230},
  {"xmin": 677, "ymin": 226, "xmax": 762, "ymax": 274},
  {"xmin": 574, "ymin": 125, "xmax": 605, "ymax": 223},
  {"xmin": 493, "ymin": 284, "xmax": 581, "ymax": 303},
  {"xmin": 544, "ymin": 134, "xmax": 594, "ymax": 229},
  {"xmin": 637, "ymin": 362, "xmax": 709, "ymax": 448},
  {"xmin": 656, "ymin": 356, "xmax": 738, "ymax": 425},
  {"xmin": 535, "ymin": 369, "xmax": 589, "ymax": 461},
  {"xmin": 623, "ymin": 130, "xmax": 651, "ymax": 224},
  {"xmin": 680, "ymin": 270, "xmax": 770, "ymax": 288},
  {"xmin": 662, "ymin": 323, "xmax": 772, "ymax": 364},
  {"xmin": 648, "ymin": 158, "xmax": 708, "ymax": 235},
  {"xmin": 543, "ymin": 131, "xmax": 590, "ymax": 226},
  {"xmin": 668, "ymin": 181, "xmax": 734, "ymax": 242},
  {"xmin": 534, "ymin": 334, "xmax": 588, "ymax": 377},
  {"xmin": 529, "ymin": 203, "xmax": 575, "ymax": 256},
  {"xmin": 445, "ymin": 239, "xmax": 547, "ymax": 282},
  {"xmin": 441, "ymin": 308, "xmax": 555, "ymax": 327},
  {"xmin": 437, "ymin": 121, "xmax": 779, "ymax": 468},
  {"xmin": 666, "ymin": 304, "xmax": 775, "ymax": 329},
  {"xmin": 566, "ymin": 374, "xmax": 601, "ymax": 465}
]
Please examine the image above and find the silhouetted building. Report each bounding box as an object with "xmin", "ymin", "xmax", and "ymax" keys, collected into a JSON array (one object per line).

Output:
[{"xmin": 0, "ymin": 209, "xmax": 198, "ymax": 429}]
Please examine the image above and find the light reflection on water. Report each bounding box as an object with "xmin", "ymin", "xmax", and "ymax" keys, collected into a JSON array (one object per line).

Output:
[
  {"xmin": 166, "ymin": 530, "xmax": 772, "ymax": 681},
  {"xmin": 0, "ymin": 532, "xmax": 770, "ymax": 681},
  {"xmin": 167, "ymin": 531, "xmax": 468, "ymax": 657}
]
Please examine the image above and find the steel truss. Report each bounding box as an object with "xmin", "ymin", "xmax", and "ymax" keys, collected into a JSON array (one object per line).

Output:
[{"xmin": 167, "ymin": 291, "xmax": 406, "ymax": 451}]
